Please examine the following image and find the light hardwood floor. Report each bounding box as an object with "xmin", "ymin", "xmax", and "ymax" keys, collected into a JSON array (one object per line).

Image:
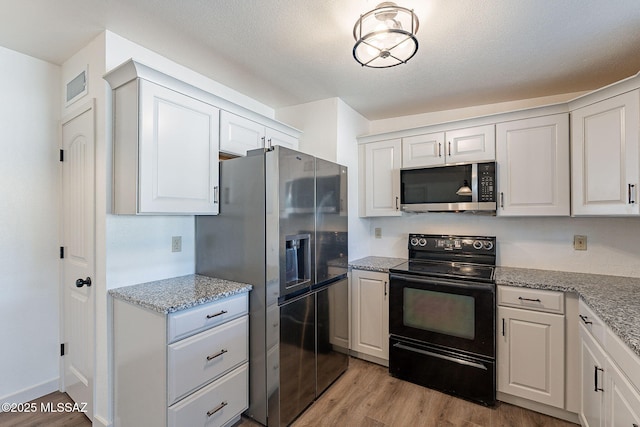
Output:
[
  {"xmin": 238, "ymin": 357, "xmax": 579, "ymax": 427},
  {"xmin": 0, "ymin": 358, "xmax": 579, "ymax": 426}
]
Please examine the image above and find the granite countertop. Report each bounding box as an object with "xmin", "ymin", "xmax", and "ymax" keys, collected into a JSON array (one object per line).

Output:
[
  {"xmin": 496, "ymin": 266, "xmax": 640, "ymax": 358},
  {"xmin": 109, "ymin": 274, "xmax": 252, "ymax": 314},
  {"xmin": 349, "ymin": 256, "xmax": 407, "ymax": 273}
]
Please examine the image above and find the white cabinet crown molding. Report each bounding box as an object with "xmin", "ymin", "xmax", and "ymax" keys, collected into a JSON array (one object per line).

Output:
[{"xmin": 103, "ymin": 58, "xmax": 301, "ymax": 139}]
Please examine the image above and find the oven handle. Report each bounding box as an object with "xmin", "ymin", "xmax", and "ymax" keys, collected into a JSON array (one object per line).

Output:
[
  {"xmin": 389, "ymin": 273, "xmax": 495, "ymax": 292},
  {"xmin": 393, "ymin": 342, "xmax": 488, "ymax": 371}
]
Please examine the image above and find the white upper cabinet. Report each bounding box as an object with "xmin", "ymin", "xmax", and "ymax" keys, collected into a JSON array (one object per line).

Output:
[
  {"xmin": 445, "ymin": 124, "xmax": 495, "ymax": 164},
  {"xmin": 220, "ymin": 111, "xmax": 265, "ymax": 156},
  {"xmin": 496, "ymin": 114, "xmax": 570, "ymax": 216},
  {"xmin": 401, "ymin": 125, "xmax": 495, "ymax": 168},
  {"xmin": 402, "ymin": 132, "xmax": 445, "ymax": 167},
  {"xmin": 220, "ymin": 110, "xmax": 298, "ymax": 157},
  {"xmin": 571, "ymin": 89, "xmax": 640, "ymax": 216},
  {"xmin": 111, "ymin": 78, "xmax": 220, "ymax": 215},
  {"xmin": 361, "ymin": 139, "xmax": 402, "ymax": 217}
]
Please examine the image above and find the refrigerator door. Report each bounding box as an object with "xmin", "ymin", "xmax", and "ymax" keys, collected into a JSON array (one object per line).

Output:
[
  {"xmin": 269, "ymin": 147, "xmax": 317, "ymax": 301},
  {"xmin": 315, "ymin": 159, "xmax": 348, "ymax": 285},
  {"xmin": 272, "ymin": 291, "xmax": 316, "ymax": 427},
  {"xmin": 316, "ymin": 277, "xmax": 349, "ymax": 396}
]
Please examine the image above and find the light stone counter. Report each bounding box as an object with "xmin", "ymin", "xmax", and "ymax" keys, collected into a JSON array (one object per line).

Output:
[
  {"xmin": 496, "ymin": 266, "xmax": 640, "ymax": 358},
  {"xmin": 108, "ymin": 274, "xmax": 252, "ymax": 314},
  {"xmin": 349, "ymin": 256, "xmax": 407, "ymax": 273}
]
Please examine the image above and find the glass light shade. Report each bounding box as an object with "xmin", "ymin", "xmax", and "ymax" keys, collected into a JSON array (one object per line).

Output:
[{"xmin": 353, "ymin": 2, "xmax": 419, "ymax": 68}]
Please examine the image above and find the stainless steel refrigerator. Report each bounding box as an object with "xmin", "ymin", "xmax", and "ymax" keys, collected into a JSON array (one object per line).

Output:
[{"xmin": 196, "ymin": 146, "xmax": 349, "ymax": 427}]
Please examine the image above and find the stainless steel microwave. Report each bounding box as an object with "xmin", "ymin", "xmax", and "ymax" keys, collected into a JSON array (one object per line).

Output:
[{"xmin": 400, "ymin": 162, "xmax": 496, "ymax": 213}]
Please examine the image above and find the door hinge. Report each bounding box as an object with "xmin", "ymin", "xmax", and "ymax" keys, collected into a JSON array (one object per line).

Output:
[
  {"xmin": 59, "ymin": 149, "xmax": 64, "ymax": 162},
  {"xmin": 60, "ymin": 343, "xmax": 65, "ymax": 356},
  {"xmin": 60, "ymin": 247, "xmax": 65, "ymax": 259}
]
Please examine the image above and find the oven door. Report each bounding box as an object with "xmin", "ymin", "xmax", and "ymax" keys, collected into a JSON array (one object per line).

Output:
[{"xmin": 389, "ymin": 273, "xmax": 495, "ymax": 358}]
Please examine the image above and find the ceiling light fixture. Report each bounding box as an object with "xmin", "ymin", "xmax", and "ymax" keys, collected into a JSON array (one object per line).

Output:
[{"xmin": 353, "ymin": 2, "xmax": 419, "ymax": 68}]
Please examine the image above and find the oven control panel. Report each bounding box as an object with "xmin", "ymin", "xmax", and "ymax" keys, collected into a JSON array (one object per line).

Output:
[{"xmin": 408, "ymin": 234, "xmax": 496, "ymax": 256}]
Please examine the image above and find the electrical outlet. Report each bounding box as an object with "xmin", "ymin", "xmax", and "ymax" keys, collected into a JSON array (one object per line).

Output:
[
  {"xmin": 172, "ymin": 236, "xmax": 182, "ymax": 252},
  {"xmin": 573, "ymin": 235, "xmax": 587, "ymax": 251},
  {"xmin": 374, "ymin": 227, "xmax": 382, "ymax": 239}
]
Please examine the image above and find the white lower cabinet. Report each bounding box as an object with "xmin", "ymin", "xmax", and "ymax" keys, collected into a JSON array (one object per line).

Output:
[
  {"xmin": 350, "ymin": 269, "xmax": 389, "ymax": 365},
  {"xmin": 578, "ymin": 301, "xmax": 640, "ymax": 427},
  {"xmin": 113, "ymin": 293, "xmax": 249, "ymax": 427},
  {"xmin": 497, "ymin": 287, "xmax": 565, "ymax": 408}
]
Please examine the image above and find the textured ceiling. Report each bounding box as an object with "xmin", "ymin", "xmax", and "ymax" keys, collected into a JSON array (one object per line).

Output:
[{"xmin": 1, "ymin": 0, "xmax": 640, "ymax": 120}]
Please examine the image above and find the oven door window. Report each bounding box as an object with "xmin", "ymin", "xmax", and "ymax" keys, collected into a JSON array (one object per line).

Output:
[{"xmin": 404, "ymin": 288, "xmax": 475, "ymax": 340}]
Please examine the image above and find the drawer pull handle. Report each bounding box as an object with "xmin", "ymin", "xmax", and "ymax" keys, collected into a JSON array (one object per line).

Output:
[
  {"xmin": 207, "ymin": 401, "xmax": 228, "ymax": 417},
  {"xmin": 206, "ymin": 310, "xmax": 228, "ymax": 319},
  {"xmin": 579, "ymin": 314, "xmax": 593, "ymax": 325},
  {"xmin": 518, "ymin": 297, "xmax": 541, "ymax": 303},
  {"xmin": 206, "ymin": 349, "xmax": 228, "ymax": 361}
]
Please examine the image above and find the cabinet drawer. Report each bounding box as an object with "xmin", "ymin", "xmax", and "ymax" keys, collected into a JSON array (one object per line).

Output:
[
  {"xmin": 498, "ymin": 286, "xmax": 564, "ymax": 314},
  {"xmin": 168, "ymin": 293, "xmax": 248, "ymax": 343},
  {"xmin": 168, "ymin": 363, "xmax": 248, "ymax": 427},
  {"xmin": 168, "ymin": 315, "xmax": 248, "ymax": 404},
  {"xmin": 578, "ymin": 300, "xmax": 606, "ymax": 348}
]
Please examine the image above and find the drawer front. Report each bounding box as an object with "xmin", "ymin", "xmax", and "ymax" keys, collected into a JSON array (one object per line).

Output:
[
  {"xmin": 498, "ymin": 286, "xmax": 564, "ymax": 314},
  {"xmin": 578, "ymin": 299, "xmax": 606, "ymax": 346},
  {"xmin": 168, "ymin": 316, "xmax": 248, "ymax": 404},
  {"xmin": 168, "ymin": 293, "xmax": 248, "ymax": 343},
  {"xmin": 168, "ymin": 363, "xmax": 248, "ymax": 427}
]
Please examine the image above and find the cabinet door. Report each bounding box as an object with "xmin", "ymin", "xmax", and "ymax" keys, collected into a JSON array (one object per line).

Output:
[
  {"xmin": 350, "ymin": 270, "xmax": 389, "ymax": 362},
  {"xmin": 445, "ymin": 124, "xmax": 495, "ymax": 164},
  {"xmin": 606, "ymin": 358, "xmax": 640, "ymax": 427},
  {"xmin": 363, "ymin": 139, "xmax": 401, "ymax": 217},
  {"xmin": 265, "ymin": 127, "xmax": 298, "ymax": 150},
  {"xmin": 139, "ymin": 80, "xmax": 220, "ymax": 214},
  {"xmin": 219, "ymin": 111, "xmax": 265, "ymax": 156},
  {"xmin": 579, "ymin": 324, "xmax": 606, "ymax": 427},
  {"xmin": 571, "ymin": 90, "xmax": 640, "ymax": 215},
  {"xmin": 497, "ymin": 306, "xmax": 565, "ymax": 408},
  {"xmin": 402, "ymin": 132, "xmax": 445, "ymax": 168},
  {"xmin": 496, "ymin": 114, "xmax": 570, "ymax": 216}
]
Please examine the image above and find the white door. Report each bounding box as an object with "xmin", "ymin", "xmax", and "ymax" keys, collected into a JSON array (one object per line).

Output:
[
  {"xmin": 496, "ymin": 114, "xmax": 570, "ymax": 216},
  {"xmin": 571, "ymin": 90, "xmax": 640, "ymax": 215},
  {"xmin": 445, "ymin": 124, "xmax": 495, "ymax": 164},
  {"xmin": 402, "ymin": 132, "xmax": 445, "ymax": 168},
  {"xmin": 61, "ymin": 100, "xmax": 95, "ymax": 419},
  {"xmin": 497, "ymin": 306, "xmax": 565, "ymax": 408},
  {"xmin": 351, "ymin": 270, "xmax": 389, "ymax": 362},
  {"xmin": 363, "ymin": 139, "xmax": 401, "ymax": 217}
]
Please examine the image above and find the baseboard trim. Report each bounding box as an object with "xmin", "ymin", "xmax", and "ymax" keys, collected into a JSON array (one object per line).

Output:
[
  {"xmin": 93, "ymin": 413, "xmax": 111, "ymax": 427},
  {"xmin": 497, "ymin": 392, "xmax": 580, "ymax": 424},
  {"xmin": 0, "ymin": 378, "xmax": 59, "ymax": 411},
  {"xmin": 349, "ymin": 350, "xmax": 389, "ymax": 367}
]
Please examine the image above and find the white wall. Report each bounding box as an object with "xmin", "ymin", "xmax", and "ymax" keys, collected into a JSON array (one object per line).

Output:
[
  {"xmin": 0, "ymin": 46, "xmax": 61, "ymax": 405},
  {"xmin": 366, "ymin": 214, "xmax": 640, "ymax": 278},
  {"xmin": 276, "ymin": 98, "xmax": 339, "ymax": 161}
]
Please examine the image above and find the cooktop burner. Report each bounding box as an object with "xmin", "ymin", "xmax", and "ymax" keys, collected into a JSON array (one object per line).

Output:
[{"xmin": 389, "ymin": 234, "xmax": 497, "ymax": 283}]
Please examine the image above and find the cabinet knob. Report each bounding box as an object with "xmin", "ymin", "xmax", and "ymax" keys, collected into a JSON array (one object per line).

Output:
[{"xmin": 75, "ymin": 277, "xmax": 92, "ymax": 288}]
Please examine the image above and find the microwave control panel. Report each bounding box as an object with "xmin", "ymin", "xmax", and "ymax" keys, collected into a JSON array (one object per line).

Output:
[{"xmin": 478, "ymin": 163, "xmax": 495, "ymax": 202}]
